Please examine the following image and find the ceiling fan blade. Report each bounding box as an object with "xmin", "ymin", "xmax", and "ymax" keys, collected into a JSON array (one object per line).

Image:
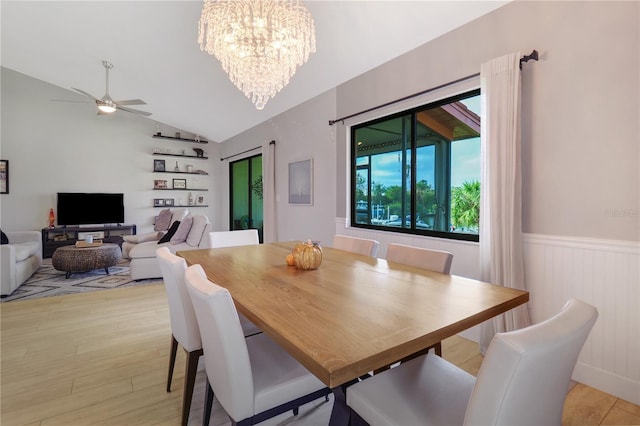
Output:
[
  {"xmin": 117, "ymin": 105, "xmax": 152, "ymax": 117},
  {"xmin": 72, "ymin": 88, "xmax": 99, "ymax": 101},
  {"xmin": 115, "ymin": 99, "xmax": 146, "ymax": 106},
  {"xmin": 51, "ymin": 99, "xmax": 90, "ymax": 103}
]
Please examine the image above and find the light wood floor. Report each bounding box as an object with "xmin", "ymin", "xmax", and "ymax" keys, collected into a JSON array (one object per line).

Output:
[{"xmin": 1, "ymin": 284, "xmax": 639, "ymax": 426}]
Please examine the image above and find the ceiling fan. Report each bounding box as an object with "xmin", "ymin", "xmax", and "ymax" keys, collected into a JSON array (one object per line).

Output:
[{"xmin": 72, "ymin": 60, "xmax": 151, "ymax": 117}]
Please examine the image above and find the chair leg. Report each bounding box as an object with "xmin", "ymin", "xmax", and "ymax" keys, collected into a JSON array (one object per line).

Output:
[
  {"xmin": 182, "ymin": 348, "xmax": 203, "ymax": 426},
  {"xmin": 350, "ymin": 408, "xmax": 370, "ymax": 426},
  {"xmin": 167, "ymin": 334, "xmax": 178, "ymax": 392},
  {"xmin": 203, "ymin": 378, "xmax": 214, "ymax": 426}
]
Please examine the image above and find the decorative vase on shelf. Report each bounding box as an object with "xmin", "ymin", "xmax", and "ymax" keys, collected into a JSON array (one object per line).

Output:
[
  {"xmin": 48, "ymin": 208, "xmax": 55, "ymax": 228},
  {"xmin": 188, "ymin": 192, "xmax": 194, "ymax": 206},
  {"xmin": 174, "ymin": 161, "xmax": 180, "ymax": 172}
]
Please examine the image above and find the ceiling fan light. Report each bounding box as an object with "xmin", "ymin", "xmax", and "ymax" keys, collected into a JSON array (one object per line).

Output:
[
  {"xmin": 98, "ymin": 98, "xmax": 116, "ymax": 113},
  {"xmin": 98, "ymin": 104, "xmax": 116, "ymax": 113}
]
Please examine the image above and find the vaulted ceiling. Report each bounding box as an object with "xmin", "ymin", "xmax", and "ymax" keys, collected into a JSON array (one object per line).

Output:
[{"xmin": 1, "ymin": 1, "xmax": 507, "ymax": 142}]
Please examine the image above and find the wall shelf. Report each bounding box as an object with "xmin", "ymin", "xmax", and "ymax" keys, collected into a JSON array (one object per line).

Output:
[
  {"xmin": 153, "ymin": 205, "xmax": 209, "ymax": 208},
  {"xmin": 153, "ymin": 188, "xmax": 207, "ymax": 191},
  {"xmin": 153, "ymin": 134, "xmax": 208, "ymax": 144},
  {"xmin": 151, "ymin": 134, "xmax": 209, "ymax": 208},
  {"xmin": 153, "ymin": 170, "xmax": 209, "ymax": 176},
  {"xmin": 153, "ymin": 153, "xmax": 208, "ymax": 160}
]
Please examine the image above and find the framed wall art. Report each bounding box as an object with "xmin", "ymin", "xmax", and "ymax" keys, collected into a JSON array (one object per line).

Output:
[
  {"xmin": 165, "ymin": 198, "xmax": 174, "ymax": 206},
  {"xmin": 153, "ymin": 159, "xmax": 166, "ymax": 172},
  {"xmin": 288, "ymin": 158, "xmax": 313, "ymax": 205},
  {"xmin": 0, "ymin": 160, "xmax": 8, "ymax": 194},
  {"xmin": 154, "ymin": 179, "xmax": 168, "ymax": 189},
  {"xmin": 173, "ymin": 178, "xmax": 187, "ymax": 189},
  {"xmin": 153, "ymin": 198, "xmax": 165, "ymax": 207}
]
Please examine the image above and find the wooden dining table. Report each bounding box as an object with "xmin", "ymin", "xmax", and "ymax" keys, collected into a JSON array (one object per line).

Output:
[{"xmin": 178, "ymin": 241, "xmax": 529, "ymax": 425}]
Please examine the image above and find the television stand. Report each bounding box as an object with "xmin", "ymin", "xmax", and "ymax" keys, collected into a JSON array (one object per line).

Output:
[{"xmin": 41, "ymin": 224, "xmax": 137, "ymax": 258}]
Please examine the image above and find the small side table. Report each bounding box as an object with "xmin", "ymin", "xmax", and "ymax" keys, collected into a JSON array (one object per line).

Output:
[{"xmin": 52, "ymin": 243, "xmax": 122, "ymax": 279}]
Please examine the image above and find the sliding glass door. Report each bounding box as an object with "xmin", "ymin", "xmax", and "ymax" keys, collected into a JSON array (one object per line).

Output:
[{"xmin": 229, "ymin": 154, "xmax": 263, "ymax": 242}]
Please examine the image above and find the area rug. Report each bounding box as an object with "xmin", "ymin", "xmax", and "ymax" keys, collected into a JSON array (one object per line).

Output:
[{"xmin": 1, "ymin": 258, "xmax": 161, "ymax": 302}]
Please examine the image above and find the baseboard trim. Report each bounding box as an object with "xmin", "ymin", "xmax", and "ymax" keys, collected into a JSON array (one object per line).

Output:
[{"xmin": 573, "ymin": 361, "xmax": 640, "ymax": 405}]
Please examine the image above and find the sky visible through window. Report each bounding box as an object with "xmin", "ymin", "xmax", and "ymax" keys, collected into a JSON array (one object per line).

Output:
[{"xmin": 369, "ymin": 95, "xmax": 480, "ymax": 189}]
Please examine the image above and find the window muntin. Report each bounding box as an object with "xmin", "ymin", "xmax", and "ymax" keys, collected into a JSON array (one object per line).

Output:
[{"xmin": 350, "ymin": 90, "xmax": 480, "ymax": 241}]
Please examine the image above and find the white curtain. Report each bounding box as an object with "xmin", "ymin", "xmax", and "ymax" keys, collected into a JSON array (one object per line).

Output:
[
  {"xmin": 479, "ymin": 52, "xmax": 531, "ymax": 353},
  {"xmin": 262, "ymin": 141, "xmax": 278, "ymax": 242}
]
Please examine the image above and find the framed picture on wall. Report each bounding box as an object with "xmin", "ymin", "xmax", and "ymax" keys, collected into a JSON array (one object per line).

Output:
[
  {"xmin": 288, "ymin": 158, "xmax": 313, "ymax": 205},
  {"xmin": 154, "ymin": 179, "xmax": 168, "ymax": 189},
  {"xmin": 153, "ymin": 159, "xmax": 166, "ymax": 172},
  {"xmin": 0, "ymin": 160, "xmax": 8, "ymax": 194},
  {"xmin": 153, "ymin": 198, "xmax": 165, "ymax": 207},
  {"xmin": 165, "ymin": 198, "xmax": 174, "ymax": 206},
  {"xmin": 173, "ymin": 178, "xmax": 187, "ymax": 189}
]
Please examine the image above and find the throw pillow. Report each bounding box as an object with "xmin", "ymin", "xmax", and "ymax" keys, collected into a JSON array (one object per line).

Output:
[
  {"xmin": 170, "ymin": 215, "xmax": 193, "ymax": 245},
  {"xmin": 0, "ymin": 229, "xmax": 8, "ymax": 245},
  {"xmin": 158, "ymin": 220, "xmax": 181, "ymax": 244},
  {"xmin": 123, "ymin": 232, "xmax": 163, "ymax": 244},
  {"xmin": 154, "ymin": 209, "xmax": 172, "ymax": 231},
  {"xmin": 170, "ymin": 208, "xmax": 189, "ymax": 225},
  {"xmin": 186, "ymin": 215, "xmax": 209, "ymax": 247}
]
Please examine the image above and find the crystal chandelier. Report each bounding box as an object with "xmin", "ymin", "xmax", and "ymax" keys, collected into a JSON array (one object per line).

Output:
[{"xmin": 198, "ymin": 0, "xmax": 316, "ymax": 110}]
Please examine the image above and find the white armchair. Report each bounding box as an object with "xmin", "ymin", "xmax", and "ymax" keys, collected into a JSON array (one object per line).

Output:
[{"xmin": 1, "ymin": 231, "xmax": 42, "ymax": 296}]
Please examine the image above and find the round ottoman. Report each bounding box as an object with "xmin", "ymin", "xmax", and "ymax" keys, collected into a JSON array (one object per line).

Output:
[{"xmin": 52, "ymin": 243, "xmax": 122, "ymax": 279}]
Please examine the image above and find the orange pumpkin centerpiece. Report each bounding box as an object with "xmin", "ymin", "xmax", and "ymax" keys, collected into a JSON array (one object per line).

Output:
[{"xmin": 292, "ymin": 240, "xmax": 323, "ymax": 270}]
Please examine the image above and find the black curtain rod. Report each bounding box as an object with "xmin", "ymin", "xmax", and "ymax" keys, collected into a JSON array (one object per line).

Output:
[
  {"xmin": 520, "ymin": 49, "xmax": 539, "ymax": 69},
  {"xmin": 329, "ymin": 50, "xmax": 539, "ymax": 126},
  {"xmin": 220, "ymin": 140, "xmax": 276, "ymax": 161}
]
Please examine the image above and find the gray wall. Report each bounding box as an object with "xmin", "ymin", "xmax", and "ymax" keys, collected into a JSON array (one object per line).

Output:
[
  {"xmin": 220, "ymin": 91, "xmax": 338, "ymax": 244},
  {"xmin": 335, "ymin": 0, "xmax": 639, "ymax": 243},
  {"xmin": 0, "ymin": 68, "xmax": 222, "ymax": 234}
]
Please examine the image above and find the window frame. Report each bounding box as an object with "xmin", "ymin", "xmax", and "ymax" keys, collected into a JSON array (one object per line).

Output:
[{"xmin": 349, "ymin": 89, "xmax": 480, "ymax": 242}]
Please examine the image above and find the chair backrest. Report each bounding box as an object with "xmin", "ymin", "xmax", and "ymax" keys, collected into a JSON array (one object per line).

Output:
[
  {"xmin": 156, "ymin": 247, "xmax": 201, "ymax": 352},
  {"xmin": 386, "ymin": 243, "xmax": 453, "ymax": 274},
  {"xmin": 185, "ymin": 264, "xmax": 255, "ymax": 421},
  {"xmin": 464, "ymin": 299, "xmax": 598, "ymax": 425},
  {"xmin": 332, "ymin": 234, "xmax": 380, "ymax": 257},
  {"xmin": 208, "ymin": 229, "xmax": 259, "ymax": 248}
]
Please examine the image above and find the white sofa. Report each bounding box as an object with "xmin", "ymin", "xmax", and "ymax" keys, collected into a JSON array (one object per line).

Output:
[
  {"xmin": 127, "ymin": 215, "xmax": 211, "ymax": 280},
  {"xmin": 1, "ymin": 231, "xmax": 42, "ymax": 296},
  {"xmin": 122, "ymin": 208, "xmax": 190, "ymax": 258}
]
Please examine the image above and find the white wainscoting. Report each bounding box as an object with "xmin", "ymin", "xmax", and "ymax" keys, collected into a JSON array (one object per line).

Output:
[
  {"xmin": 524, "ymin": 233, "xmax": 639, "ymax": 405},
  {"xmin": 335, "ymin": 218, "xmax": 640, "ymax": 404}
]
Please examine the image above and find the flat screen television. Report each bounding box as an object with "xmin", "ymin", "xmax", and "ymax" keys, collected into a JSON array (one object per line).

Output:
[{"xmin": 56, "ymin": 192, "xmax": 125, "ymax": 226}]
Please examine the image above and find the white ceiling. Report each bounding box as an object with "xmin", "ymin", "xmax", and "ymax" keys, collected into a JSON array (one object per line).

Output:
[{"xmin": 1, "ymin": 1, "xmax": 507, "ymax": 142}]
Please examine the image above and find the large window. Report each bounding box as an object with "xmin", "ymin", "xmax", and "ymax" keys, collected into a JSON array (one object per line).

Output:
[{"xmin": 351, "ymin": 90, "xmax": 480, "ymax": 241}]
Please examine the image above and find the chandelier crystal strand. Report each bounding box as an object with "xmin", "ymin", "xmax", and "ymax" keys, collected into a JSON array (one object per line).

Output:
[{"xmin": 198, "ymin": 0, "xmax": 316, "ymax": 110}]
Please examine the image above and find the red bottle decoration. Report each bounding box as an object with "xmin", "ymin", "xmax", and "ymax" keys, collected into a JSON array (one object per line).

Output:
[{"xmin": 48, "ymin": 208, "xmax": 55, "ymax": 228}]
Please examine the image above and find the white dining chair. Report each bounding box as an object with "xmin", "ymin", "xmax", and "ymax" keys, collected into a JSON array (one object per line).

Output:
[
  {"xmin": 156, "ymin": 248, "xmax": 260, "ymax": 426},
  {"xmin": 332, "ymin": 234, "xmax": 380, "ymax": 257},
  {"xmin": 347, "ymin": 299, "xmax": 598, "ymax": 426},
  {"xmin": 184, "ymin": 264, "xmax": 332, "ymax": 426},
  {"xmin": 386, "ymin": 243, "xmax": 453, "ymax": 274},
  {"xmin": 208, "ymin": 229, "xmax": 259, "ymax": 248},
  {"xmin": 384, "ymin": 243, "xmax": 454, "ymax": 359}
]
